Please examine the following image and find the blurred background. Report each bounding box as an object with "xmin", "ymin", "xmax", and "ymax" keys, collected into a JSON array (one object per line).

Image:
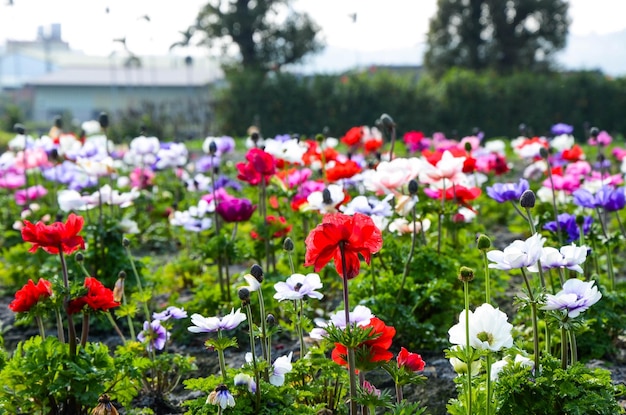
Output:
[{"xmin": 1, "ymin": 0, "xmax": 625, "ymax": 140}]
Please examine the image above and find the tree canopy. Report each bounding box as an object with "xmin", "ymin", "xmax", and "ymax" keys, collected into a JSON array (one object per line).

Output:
[
  {"xmin": 424, "ymin": 0, "xmax": 570, "ymax": 76},
  {"xmin": 188, "ymin": 0, "xmax": 324, "ymax": 72}
]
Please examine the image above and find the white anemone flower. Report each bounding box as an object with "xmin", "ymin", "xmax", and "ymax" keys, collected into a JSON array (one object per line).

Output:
[
  {"xmin": 448, "ymin": 303, "xmax": 513, "ymax": 352},
  {"xmin": 528, "ymin": 244, "xmax": 588, "ymax": 274},
  {"xmin": 188, "ymin": 308, "xmax": 246, "ymax": 333},
  {"xmin": 269, "ymin": 352, "xmax": 293, "ymax": 386},
  {"xmin": 486, "ymin": 233, "xmax": 545, "ymax": 270},
  {"xmin": 273, "ymin": 273, "xmax": 323, "ymax": 301}
]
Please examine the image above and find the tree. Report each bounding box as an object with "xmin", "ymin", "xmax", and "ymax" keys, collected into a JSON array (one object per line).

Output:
[
  {"xmin": 424, "ymin": 0, "xmax": 570, "ymax": 76},
  {"xmin": 188, "ymin": 0, "xmax": 324, "ymax": 72}
]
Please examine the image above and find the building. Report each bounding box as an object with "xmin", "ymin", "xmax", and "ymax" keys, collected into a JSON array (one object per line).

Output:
[{"xmin": 1, "ymin": 24, "xmax": 223, "ymax": 136}]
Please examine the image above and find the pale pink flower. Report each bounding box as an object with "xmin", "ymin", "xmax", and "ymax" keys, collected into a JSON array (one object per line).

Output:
[{"xmin": 419, "ymin": 150, "xmax": 466, "ymax": 185}]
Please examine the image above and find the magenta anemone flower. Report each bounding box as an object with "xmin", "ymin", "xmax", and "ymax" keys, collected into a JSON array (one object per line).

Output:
[{"xmin": 216, "ymin": 197, "xmax": 257, "ymax": 223}]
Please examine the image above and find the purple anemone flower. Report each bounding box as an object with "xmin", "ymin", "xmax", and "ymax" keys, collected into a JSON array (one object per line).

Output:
[
  {"xmin": 138, "ymin": 320, "xmax": 170, "ymax": 352},
  {"xmin": 486, "ymin": 178, "xmax": 529, "ymax": 203},
  {"xmin": 542, "ymin": 278, "xmax": 602, "ymax": 318},
  {"xmin": 153, "ymin": 306, "xmax": 188, "ymax": 321},
  {"xmin": 573, "ymin": 186, "xmax": 625, "ymax": 211},
  {"xmin": 544, "ymin": 213, "xmax": 592, "ymax": 243},
  {"xmin": 551, "ymin": 123, "xmax": 574, "ymax": 136},
  {"xmin": 216, "ymin": 197, "xmax": 257, "ymax": 222}
]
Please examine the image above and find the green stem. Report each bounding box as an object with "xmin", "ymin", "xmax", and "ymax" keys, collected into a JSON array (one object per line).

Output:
[
  {"xmin": 55, "ymin": 308, "xmax": 65, "ymax": 343},
  {"xmin": 80, "ymin": 312, "xmax": 90, "ymax": 347},
  {"xmin": 482, "ymin": 250, "xmax": 491, "ymax": 305},
  {"xmin": 105, "ymin": 311, "xmax": 127, "ymax": 343},
  {"xmin": 257, "ymin": 286, "xmax": 269, "ymax": 367},
  {"xmin": 463, "ymin": 279, "xmax": 472, "ymax": 415},
  {"xmin": 36, "ymin": 315, "xmax": 46, "ymax": 339},
  {"xmin": 545, "ymin": 163, "xmax": 563, "ymax": 245},
  {"xmin": 568, "ymin": 329, "xmax": 578, "ymax": 365},
  {"xmin": 297, "ymin": 299, "xmax": 307, "ymax": 358},
  {"xmin": 561, "ymin": 325, "xmax": 568, "ymax": 369},
  {"xmin": 397, "ymin": 202, "xmax": 417, "ymax": 300},
  {"xmin": 217, "ymin": 330, "xmax": 228, "ymax": 382},
  {"xmin": 486, "ymin": 353, "xmax": 492, "ymax": 415},
  {"xmin": 125, "ymin": 245, "xmax": 152, "ymax": 320},
  {"xmin": 59, "ymin": 250, "xmax": 77, "ymax": 356},
  {"xmin": 340, "ymin": 241, "xmax": 358, "ymax": 415},
  {"xmin": 520, "ymin": 268, "xmax": 540, "ymax": 373},
  {"xmin": 244, "ymin": 303, "xmax": 261, "ymax": 412},
  {"xmin": 524, "ymin": 207, "xmax": 546, "ymax": 289}
]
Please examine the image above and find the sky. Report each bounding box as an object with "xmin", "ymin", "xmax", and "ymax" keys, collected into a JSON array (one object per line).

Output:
[{"xmin": 0, "ymin": 0, "xmax": 624, "ymax": 65}]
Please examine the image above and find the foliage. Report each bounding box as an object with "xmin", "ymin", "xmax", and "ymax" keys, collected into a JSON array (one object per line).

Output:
[
  {"xmin": 0, "ymin": 336, "xmax": 142, "ymax": 414},
  {"xmin": 424, "ymin": 0, "xmax": 570, "ymax": 76},
  {"xmin": 495, "ymin": 355, "xmax": 625, "ymax": 414},
  {"xmin": 190, "ymin": 0, "xmax": 324, "ymax": 72},
  {"xmin": 213, "ymin": 68, "xmax": 626, "ymax": 138}
]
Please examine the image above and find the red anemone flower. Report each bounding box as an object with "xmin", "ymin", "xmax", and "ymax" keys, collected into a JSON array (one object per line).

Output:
[
  {"xmin": 68, "ymin": 277, "xmax": 119, "ymax": 314},
  {"xmin": 304, "ymin": 213, "xmax": 383, "ymax": 279},
  {"xmin": 332, "ymin": 317, "xmax": 396, "ymax": 372},
  {"xmin": 397, "ymin": 347, "xmax": 425, "ymax": 372},
  {"xmin": 326, "ymin": 159, "xmax": 362, "ymax": 182},
  {"xmin": 21, "ymin": 213, "xmax": 85, "ymax": 255},
  {"xmin": 341, "ymin": 126, "xmax": 363, "ymax": 147},
  {"xmin": 9, "ymin": 278, "xmax": 53, "ymax": 313}
]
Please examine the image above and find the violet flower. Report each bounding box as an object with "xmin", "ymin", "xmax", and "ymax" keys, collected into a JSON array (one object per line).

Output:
[
  {"xmin": 206, "ymin": 384, "xmax": 235, "ymax": 409},
  {"xmin": 188, "ymin": 308, "xmax": 247, "ymax": 333},
  {"xmin": 153, "ymin": 306, "xmax": 188, "ymax": 321},
  {"xmin": 551, "ymin": 123, "xmax": 574, "ymax": 136},
  {"xmin": 137, "ymin": 319, "xmax": 170, "ymax": 352},
  {"xmin": 573, "ymin": 186, "xmax": 625, "ymax": 211},
  {"xmin": 486, "ymin": 178, "xmax": 529, "ymax": 203},
  {"xmin": 542, "ymin": 278, "xmax": 602, "ymax": 318},
  {"xmin": 544, "ymin": 213, "xmax": 592, "ymax": 243},
  {"xmin": 216, "ymin": 197, "xmax": 257, "ymax": 223}
]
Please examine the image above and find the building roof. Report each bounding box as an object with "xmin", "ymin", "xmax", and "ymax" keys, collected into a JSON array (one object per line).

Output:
[{"xmin": 25, "ymin": 65, "xmax": 222, "ymax": 87}]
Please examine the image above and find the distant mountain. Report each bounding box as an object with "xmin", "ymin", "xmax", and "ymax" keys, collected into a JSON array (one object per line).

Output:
[{"xmin": 295, "ymin": 31, "xmax": 626, "ymax": 77}]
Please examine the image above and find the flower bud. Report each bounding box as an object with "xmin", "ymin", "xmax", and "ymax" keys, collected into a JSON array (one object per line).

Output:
[
  {"xmin": 208, "ymin": 140, "xmax": 218, "ymax": 156},
  {"xmin": 250, "ymin": 264, "xmax": 264, "ymax": 282},
  {"xmin": 315, "ymin": 133, "xmax": 325, "ymax": 143},
  {"xmin": 378, "ymin": 113, "xmax": 395, "ymax": 130},
  {"xmin": 322, "ymin": 188, "xmax": 332, "ymax": 205},
  {"xmin": 283, "ymin": 237, "xmax": 294, "ymax": 252},
  {"xmin": 122, "ymin": 237, "xmax": 130, "ymax": 247},
  {"xmin": 266, "ymin": 314, "xmax": 276, "ymax": 326},
  {"xmin": 408, "ymin": 179, "xmax": 418, "ymax": 196},
  {"xmin": 75, "ymin": 252, "xmax": 84, "ymax": 262},
  {"xmin": 539, "ymin": 147, "xmax": 549, "ymax": 159},
  {"xmin": 54, "ymin": 116, "xmax": 63, "ymax": 129},
  {"xmin": 464, "ymin": 141, "xmax": 472, "ymax": 153},
  {"xmin": 575, "ymin": 215, "xmax": 586, "ymax": 227},
  {"xmin": 113, "ymin": 272, "xmax": 126, "ymax": 303},
  {"xmin": 519, "ymin": 189, "xmax": 536, "ymax": 208},
  {"xmin": 589, "ymin": 126, "xmax": 599, "ymax": 138},
  {"xmin": 98, "ymin": 112, "xmax": 109, "ymax": 129},
  {"xmin": 458, "ymin": 266, "xmax": 474, "ymax": 282},
  {"xmin": 251, "ymin": 132, "xmax": 260, "ymax": 144},
  {"xmin": 476, "ymin": 234, "xmax": 491, "ymax": 251},
  {"xmin": 238, "ymin": 287, "xmax": 250, "ymax": 303},
  {"xmin": 13, "ymin": 123, "xmax": 26, "ymax": 135}
]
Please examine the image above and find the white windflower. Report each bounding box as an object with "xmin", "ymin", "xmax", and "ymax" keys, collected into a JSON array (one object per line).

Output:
[
  {"xmin": 448, "ymin": 303, "xmax": 513, "ymax": 352},
  {"xmin": 486, "ymin": 233, "xmax": 545, "ymax": 270}
]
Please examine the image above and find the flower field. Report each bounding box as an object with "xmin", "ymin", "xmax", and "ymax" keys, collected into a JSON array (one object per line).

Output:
[{"xmin": 0, "ymin": 116, "xmax": 625, "ymax": 415}]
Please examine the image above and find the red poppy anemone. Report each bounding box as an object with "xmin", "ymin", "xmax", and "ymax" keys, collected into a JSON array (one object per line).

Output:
[
  {"xmin": 21, "ymin": 213, "xmax": 85, "ymax": 255},
  {"xmin": 304, "ymin": 213, "xmax": 382, "ymax": 279}
]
